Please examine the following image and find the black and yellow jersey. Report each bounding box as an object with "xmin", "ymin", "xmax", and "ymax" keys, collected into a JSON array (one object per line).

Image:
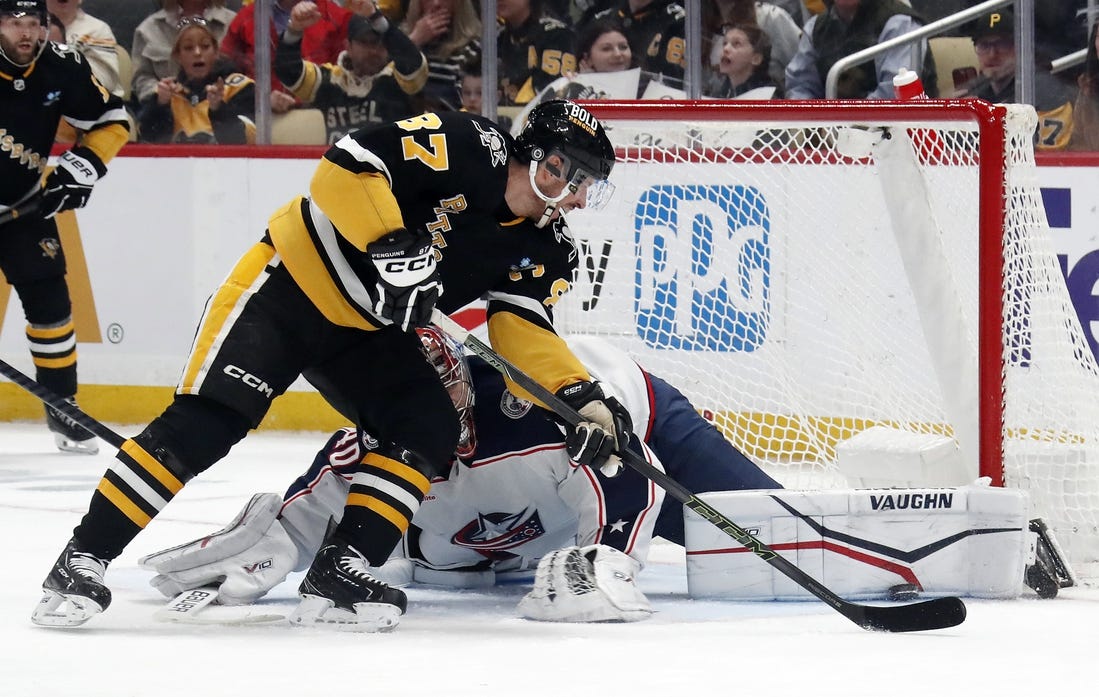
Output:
[
  {"xmin": 498, "ymin": 15, "xmax": 577, "ymax": 106},
  {"xmin": 266, "ymin": 110, "xmax": 591, "ymax": 396},
  {"xmin": 136, "ymin": 65, "xmax": 256, "ymax": 145},
  {"xmin": 594, "ymin": 0, "xmax": 686, "ymax": 84},
  {"xmin": 0, "ymin": 40, "xmax": 129, "ymax": 207}
]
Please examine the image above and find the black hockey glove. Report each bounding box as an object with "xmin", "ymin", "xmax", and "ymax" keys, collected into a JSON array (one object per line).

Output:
[
  {"xmin": 40, "ymin": 147, "xmax": 106, "ymax": 219},
  {"xmin": 367, "ymin": 228, "xmax": 442, "ymax": 332},
  {"xmin": 556, "ymin": 381, "xmax": 633, "ymax": 477}
]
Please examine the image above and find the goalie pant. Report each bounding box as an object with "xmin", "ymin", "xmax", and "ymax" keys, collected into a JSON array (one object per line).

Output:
[{"xmin": 276, "ymin": 335, "xmax": 784, "ymax": 582}]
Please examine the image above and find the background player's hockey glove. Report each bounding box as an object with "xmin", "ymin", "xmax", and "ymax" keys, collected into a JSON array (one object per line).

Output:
[
  {"xmin": 556, "ymin": 380, "xmax": 632, "ymax": 477},
  {"xmin": 367, "ymin": 228, "xmax": 442, "ymax": 331},
  {"xmin": 40, "ymin": 147, "xmax": 106, "ymax": 219}
]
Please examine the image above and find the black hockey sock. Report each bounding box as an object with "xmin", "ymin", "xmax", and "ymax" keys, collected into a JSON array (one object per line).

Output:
[{"xmin": 73, "ymin": 436, "xmax": 195, "ymax": 560}]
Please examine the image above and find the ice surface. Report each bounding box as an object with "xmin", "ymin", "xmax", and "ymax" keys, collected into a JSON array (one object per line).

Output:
[{"xmin": 2, "ymin": 423, "xmax": 1095, "ymax": 697}]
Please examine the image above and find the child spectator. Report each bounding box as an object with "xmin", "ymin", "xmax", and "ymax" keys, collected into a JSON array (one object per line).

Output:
[
  {"xmin": 275, "ymin": 4, "xmax": 427, "ymax": 143},
  {"xmin": 401, "ymin": 0, "xmax": 481, "ymax": 111},
  {"xmin": 707, "ymin": 22, "xmax": 782, "ymax": 99},
  {"xmin": 131, "ymin": 1, "xmax": 237, "ymax": 106},
  {"xmin": 704, "ymin": 1, "xmax": 801, "ymax": 91},
  {"xmin": 46, "ymin": 0, "xmax": 123, "ymax": 97},
  {"xmin": 136, "ymin": 16, "xmax": 256, "ymax": 144}
]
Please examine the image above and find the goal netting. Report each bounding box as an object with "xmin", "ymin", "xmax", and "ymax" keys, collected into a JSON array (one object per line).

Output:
[{"xmin": 557, "ymin": 100, "xmax": 1099, "ymax": 581}]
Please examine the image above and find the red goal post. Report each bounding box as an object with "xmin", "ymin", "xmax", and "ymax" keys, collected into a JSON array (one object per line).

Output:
[{"xmin": 556, "ymin": 99, "xmax": 1099, "ymax": 578}]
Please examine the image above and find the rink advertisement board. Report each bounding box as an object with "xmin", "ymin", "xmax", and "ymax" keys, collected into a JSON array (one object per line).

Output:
[{"xmin": 2, "ymin": 148, "xmax": 1099, "ymax": 426}]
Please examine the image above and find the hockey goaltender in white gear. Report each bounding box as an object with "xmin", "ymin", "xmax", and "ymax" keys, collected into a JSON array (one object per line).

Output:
[{"xmin": 141, "ymin": 335, "xmax": 1061, "ymax": 622}]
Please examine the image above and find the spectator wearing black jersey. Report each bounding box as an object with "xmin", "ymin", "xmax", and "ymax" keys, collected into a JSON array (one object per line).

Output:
[
  {"xmin": 497, "ymin": 0, "xmax": 575, "ymax": 106},
  {"xmin": 276, "ymin": 2, "xmax": 427, "ymax": 143},
  {"xmin": 589, "ymin": 0, "xmax": 686, "ymax": 90},
  {"xmin": 401, "ymin": 0, "xmax": 480, "ymax": 111},
  {"xmin": 707, "ymin": 22, "xmax": 783, "ymax": 99}
]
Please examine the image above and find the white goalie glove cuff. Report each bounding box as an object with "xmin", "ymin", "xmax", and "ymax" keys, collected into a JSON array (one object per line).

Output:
[
  {"xmin": 518, "ymin": 545, "xmax": 653, "ymax": 623},
  {"xmin": 138, "ymin": 493, "xmax": 300, "ymax": 605}
]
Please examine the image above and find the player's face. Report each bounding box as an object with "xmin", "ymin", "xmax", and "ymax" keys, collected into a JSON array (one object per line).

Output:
[
  {"xmin": 0, "ymin": 15, "xmax": 44, "ymax": 64},
  {"xmin": 174, "ymin": 27, "xmax": 219, "ymax": 81},
  {"xmin": 347, "ymin": 37, "xmax": 387, "ymax": 76},
  {"xmin": 582, "ymin": 30, "xmax": 630, "ymax": 73}
]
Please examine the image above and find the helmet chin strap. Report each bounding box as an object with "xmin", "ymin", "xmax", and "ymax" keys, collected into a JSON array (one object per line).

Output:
[
  {"xmin": 0, "ymin": 36, "xmax": 47, "ymax": 70},
  {"xmin": 528, "ymin": 160, "xmax": 575, "ymax": 228}
]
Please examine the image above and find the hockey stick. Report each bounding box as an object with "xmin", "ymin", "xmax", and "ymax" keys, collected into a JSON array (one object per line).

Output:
[
  {"xmin": 0, "ymin": 197, "xmax": 41, "ymax": 226},
  {"xmin": 0, "ymin": 357, "xmax": 123, "ymax": 449},
  {"xmin": 430, "ymin": 310, "xmax": 967, "ymax": 633},
  {"xmin": 154, "ymin": 587, "xmax": 285, "ymax": 626}
]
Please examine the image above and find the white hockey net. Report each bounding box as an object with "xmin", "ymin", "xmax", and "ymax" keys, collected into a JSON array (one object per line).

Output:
[{"xmin": 558, "ymin": 100, "xmax": 1099, "ymax": 580}]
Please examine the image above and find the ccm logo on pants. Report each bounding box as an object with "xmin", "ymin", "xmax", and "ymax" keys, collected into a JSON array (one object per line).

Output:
[{"xmin": 223, "ymin": 365, "xmax": 274, "ymax": 397}]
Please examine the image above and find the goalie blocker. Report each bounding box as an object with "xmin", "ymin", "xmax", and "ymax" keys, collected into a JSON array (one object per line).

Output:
[{"xmin": 684, "ymin": 483, "xmax": 1073, "ymax": 600}]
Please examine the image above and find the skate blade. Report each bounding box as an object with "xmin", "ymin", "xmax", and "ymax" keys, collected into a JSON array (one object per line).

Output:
[
  {"xmin": 53, "ymin": 433, "xmax": 99, "ymax": 455},
  {"xmin": 31, "ymin": 590, "xmax": 104, "ymax": 627},
  {"xmin": 288, "ymin": 595, "xmax": 401, "ymax": 633}
]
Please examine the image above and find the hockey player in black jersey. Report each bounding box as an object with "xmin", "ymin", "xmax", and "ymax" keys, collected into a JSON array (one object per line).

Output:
[
  {"xmin": 0, "ymin": 0, "xmax": 129, "ymax": 454},
  {"xmin": 33, "ymin": 99, "xmax": 624, "ymax": 632}
]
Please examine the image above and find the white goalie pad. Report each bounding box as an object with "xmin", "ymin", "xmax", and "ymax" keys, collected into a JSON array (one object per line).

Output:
[
  {"xmin": 518, "ymin": 545, "xmax": 653, "ymax": 623},
  {"xmin": 139, "ymin": 493, "xmax": 300, "ymax": 605},
  {"xmin": 685, "ymin": 483, "xmax": 1032, "ymax": 600}
]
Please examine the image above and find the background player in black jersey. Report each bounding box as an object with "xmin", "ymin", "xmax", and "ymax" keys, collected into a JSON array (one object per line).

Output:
[
  {"xmin": 33, "ymin": 99, "xmax": 626, "ymax": 633},
  {"xmin": 0, "ymin": 0, "xmax": 129, "ymax": 454}
]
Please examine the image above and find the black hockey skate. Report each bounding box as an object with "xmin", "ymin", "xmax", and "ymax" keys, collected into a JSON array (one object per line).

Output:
[
  {"xmin": 32, "ymin": 538, "xmax": 112, "ymax": 627},
  {"xmin": 45, "ymin": 399, "xmax": 99, "ymax": 455},
  {"xmin": 289, "ymin": 538, "xmax": 407, "ymax": 632}
]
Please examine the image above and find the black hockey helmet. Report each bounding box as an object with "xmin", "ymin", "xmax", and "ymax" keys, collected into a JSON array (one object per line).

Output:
[
  {"xmin": 514, "ymin": 99, "xmax": 616, "ymax": 224},
  {"xmin": 0, "ymin": 0, "xmax": 47, "ymax": 21},
  {"xmin": 514, "ymin": 99, "xmax": 616, "ymax": 183},
  {"xmin": 0, "ymin": 0, "xmax": 48, "ymax": 68}
]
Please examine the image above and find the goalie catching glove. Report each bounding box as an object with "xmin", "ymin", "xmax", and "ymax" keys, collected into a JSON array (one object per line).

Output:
[
  {"xmin": 556, "ymin": 381, "xmax": 632, "ymax": 476},
  {"xmin": 40, "ymin": 147, "xmax": 106, "ymax": 219},
  {"xmin": 518, "ymin": 545, "xmax": 652, "ymax": 622},
  {"xmin": 138, "ymin": 493, "xmax": 300, "ymax": 605},
  {"xmin": 367, "ymin": 228, "xmax": 442, "ymax": 331}
]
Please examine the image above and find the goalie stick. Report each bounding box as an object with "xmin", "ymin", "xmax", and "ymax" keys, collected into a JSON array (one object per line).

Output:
[
  {"xmin": 0, "ymin": 357, "xmax": 122, "ymax": 449},
  {"xmin": 429, "ymin": 310, "xmax": 967, "ymax": 633},
  {"xmin": 155, "ymin": 587, "xmax": 285, "ymax": 626}
]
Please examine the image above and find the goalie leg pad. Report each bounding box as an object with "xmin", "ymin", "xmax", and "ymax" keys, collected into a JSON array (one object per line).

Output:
[
  {"xmin": 139, "ymin": 493, "xmax": 299, "ymax": 605},
  {"xmin": 518, "ymin": 545, "xmax": 652, "ymax": 623}
]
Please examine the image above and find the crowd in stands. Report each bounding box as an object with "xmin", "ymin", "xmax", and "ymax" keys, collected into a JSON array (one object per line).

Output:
[{"xmin": 42, "ymin": 0, "xmax": 1099, "ymax": 150}]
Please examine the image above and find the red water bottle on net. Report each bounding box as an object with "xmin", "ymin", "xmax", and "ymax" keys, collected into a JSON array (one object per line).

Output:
[
  {"xmin": 892, "ymin": 68, "xmax": 939, "ymax": 159},
  {"xmin": 893, "ymin": 67, "xmax": 927, "ymax": 100}
]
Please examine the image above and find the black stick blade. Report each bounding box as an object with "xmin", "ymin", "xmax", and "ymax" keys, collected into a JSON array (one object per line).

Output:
[{"xmin": 850, "ymin": 596, "xmax": 967, "ymax": 632}]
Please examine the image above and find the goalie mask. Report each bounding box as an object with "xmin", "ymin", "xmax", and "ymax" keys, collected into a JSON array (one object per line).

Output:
[
  {"xmin": 417, "ymin": 327, "xmax": 476, "ymax": 458},
  {"xmin": 0, "ymin": 0, "xmax": 48, "ymax": 68},
  {"xmin": 514, "ymin": 99, "xmax": 616, "ymax": 227}
]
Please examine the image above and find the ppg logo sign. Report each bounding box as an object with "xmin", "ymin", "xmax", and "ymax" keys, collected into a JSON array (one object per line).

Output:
[{"xmin": 634, "ymin": 185, "xmax": 771, "ymax": 351}]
